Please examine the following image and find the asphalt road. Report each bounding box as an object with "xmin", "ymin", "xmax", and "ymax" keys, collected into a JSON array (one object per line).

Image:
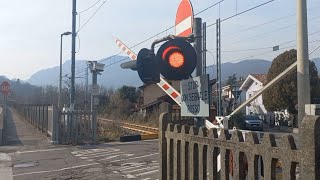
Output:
[
  {"xmin": 7, "ymin": 140, "xmax": 159, "ymax": 180},
  {"xmin": 0, "ymin": 109, "xmax": 159, "ymax": 180}
]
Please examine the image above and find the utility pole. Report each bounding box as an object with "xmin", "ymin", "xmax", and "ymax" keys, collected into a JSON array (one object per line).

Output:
[
  {"xmin": 194, "ymin": 18, "xmax": 203, "ymax": 76},
  {"xmin": 193, "ymin": 18, "xmax": 205, "ymax": 127},
  {"xmin": 297, "ymin": 0, "xmax": 310, "ymax": 127},
  {"xmin": 59, "ymin": 34, "xmax": 63, "ymax": 109},
  {"xmin": 59, "ymin": 32, "xmax": 71, "ymax": 109},
  {"xmin": 70, "ymin": 0, "xmax": 77, "ymax": 111},
  {"xmin": 216, "ymin": 18, "xmax": 222, "ymax": 116},
  {"xmin": 85, "ymin": 62, "xmax": 89, "ymax": 110},
  {"xmin": 88, "ymin": 61, "xmax": 104, "ymax": 143},
  {"xmin": 202, "ymin": 22, "xmax": 207, "ymax": 75}
]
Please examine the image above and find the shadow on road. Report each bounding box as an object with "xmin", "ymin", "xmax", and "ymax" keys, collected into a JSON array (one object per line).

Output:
[{"xmin": 4, "ymin": 109, "xmax": 22, "ymax": 146}]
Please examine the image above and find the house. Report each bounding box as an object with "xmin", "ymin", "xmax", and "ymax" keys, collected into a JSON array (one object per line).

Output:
[
  {"xmin": 239, "ymin": 74, "xmax": 268, "ymax": 116},
  {"xmin": 213, "ymin": 81, "xmax": 245, "ymax": 115},
  {"xmin": 139, "ymin": 80, "xmax": 180, "ymax": 116},
  {"xmin": 139, "ymin": 78, "xmax": 217, "ymax": 117}
]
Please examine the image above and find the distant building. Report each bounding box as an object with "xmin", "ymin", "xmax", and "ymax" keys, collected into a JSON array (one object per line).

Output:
[
  {"xmin": 239, "ymin": 74, "xmax": 268, "ymax": 115},
  {"xmin": 139, "ymin": 79, "xmax": 217, "ymax": 118},
  {"xmin": 138, "ymin": 80, "xmax": 180, "ymax": 116},
  {"xmin": 213, "ymin": 81, "xmax": 245, "ymax": 116}
]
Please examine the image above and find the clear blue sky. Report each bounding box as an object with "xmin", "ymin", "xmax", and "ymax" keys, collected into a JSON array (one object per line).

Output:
[{"xmin": 0, "ymin": 0, "xmax": 319, "ymax": 80}]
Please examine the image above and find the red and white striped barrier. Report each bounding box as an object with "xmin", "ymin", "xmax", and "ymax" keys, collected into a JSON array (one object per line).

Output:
[
  {"xmin": 114, "ymin": 36, "xmax": 137, "ymax": 60},
  {"xmin": 113, "ymin": 36, "xmax": 182, "ymax": 106}
]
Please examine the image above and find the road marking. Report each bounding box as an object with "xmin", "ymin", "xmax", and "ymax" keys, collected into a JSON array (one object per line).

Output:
[
  {"xmin": 76, "ymin": 151, "xmax": 123, "ymax": 158},
  {"xmin": 110, "ymin": 153, "xmax": 159, "ymax": 163},
  {"xmin": 136, "ymin": 169, "xmax": 159, "ymax": 177},
  {"xmin": 124, "ymin": 174, "xmax": 136, "ymax": 179},
  {"xmin": 99, "ymin": 154, "xmax": 134, "ymax": 161},
  {"xmin": 100, "ymin": 139, "xmax": 158, "ymax": 145},
  {"xmin": 11, "ymin": 148, "xmax": 70, "ymax": 155},
  {"xmin": 120, "ymin": 164, "xmax": 145, "ymax": 171},
  {"xmin": 124, "ymin": 166, "xmax": 158, "ymax": 173},
  {"xmin": 141, "ymin": 178, "xmax": 152, "ymax": 180},
  {"xmin": 72, "ymin": 148, "xmax": 119, "ymax": 155},
  {"xmin": 0, "ymin": 153, "xmax": 13, "ymax": 180},
  {"xmin": 13, "ymin": 163, "xmax": 100, "ymax": 177}
]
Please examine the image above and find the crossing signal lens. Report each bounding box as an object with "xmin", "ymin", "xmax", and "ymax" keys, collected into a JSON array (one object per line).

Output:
[
  {"xmin": 156, "ymin": 39, "xmax": 197, "ymax": 80},
  {"xmin": 168, "ymin": 51, "xmax": 185, "ymax": 68}
]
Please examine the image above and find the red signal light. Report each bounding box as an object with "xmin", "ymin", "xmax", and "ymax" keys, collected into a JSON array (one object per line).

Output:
[
  {"xmin": 156, "ymin": 39, "xmax": 197, "ymax": 80},
  {"xmin": 162, "ymin": 46, "xmax": 185, "ymax": 68},
  {"xmin": 162, "ymin": 46, "xmax": 179, "ymax": 59},
  {"xmin": 168, "ymin": 52, "xmax": 185, "ymax": 68}
]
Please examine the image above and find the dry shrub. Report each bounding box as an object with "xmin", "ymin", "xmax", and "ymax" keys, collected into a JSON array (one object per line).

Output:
[{"xmin": 98, "ymin": 122, "xmax": 133, "ymax": 142}]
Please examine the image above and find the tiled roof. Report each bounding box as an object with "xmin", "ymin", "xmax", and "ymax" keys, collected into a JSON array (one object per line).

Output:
[{"xmin": 251, "ymin": 74, "xmax": 268, "ymax": 84}]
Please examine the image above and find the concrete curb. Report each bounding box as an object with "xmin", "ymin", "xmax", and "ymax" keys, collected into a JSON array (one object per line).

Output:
[{"xmin": 120, "ymin": 134, "xmax": 158, "ymax": 142}]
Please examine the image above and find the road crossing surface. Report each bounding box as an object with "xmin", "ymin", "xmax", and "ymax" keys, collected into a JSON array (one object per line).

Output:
[
  {"xmin": 2, "ymin": 140, "xmax": 159, "ymax": 180},
  {"xmin": 70, "ymin": 142, "xmax": 159, "ymax": 179},
  {"xmin": 0, "ymin": 109, "xmax": 160, "ymax": 180}
]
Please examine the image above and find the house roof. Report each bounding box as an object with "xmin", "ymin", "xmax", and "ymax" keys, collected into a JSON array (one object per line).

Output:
[
  {"xmin": 251, "ymin": 74, "xmax": 268, "ymax": 84},
  {"xmin": 239, "ymin": 74, "xmax": 267, "ymax": 91}
]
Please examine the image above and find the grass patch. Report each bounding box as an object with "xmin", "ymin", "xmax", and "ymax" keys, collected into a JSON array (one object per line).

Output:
[{"xmin": 98, "ymin": 122, "xmax": 134, "ymax": 142}]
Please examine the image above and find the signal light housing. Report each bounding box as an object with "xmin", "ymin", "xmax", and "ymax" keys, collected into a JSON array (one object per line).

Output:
[
  {"xmin": 137, "ymin": 48, "xmax": 160, "ymax": 85},
  {"xmin": 156, "ymin": 39, "xmax": 197, "ymax": 80}
]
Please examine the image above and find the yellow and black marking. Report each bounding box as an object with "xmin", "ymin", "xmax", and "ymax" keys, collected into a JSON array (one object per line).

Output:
[{"xmin": 120, "ymin": 133, "xmax": 158, "ymax": 142}]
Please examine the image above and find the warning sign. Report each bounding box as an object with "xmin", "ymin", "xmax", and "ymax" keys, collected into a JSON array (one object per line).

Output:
[{"xmin": 180, "ymin": 74, "xmax": 210, "ymax": 117}]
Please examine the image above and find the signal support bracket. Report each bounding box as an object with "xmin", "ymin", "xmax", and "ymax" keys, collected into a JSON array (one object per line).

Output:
[{"xmin": 150, "ymin": 34, "xmax": 194, "ymax": 53}]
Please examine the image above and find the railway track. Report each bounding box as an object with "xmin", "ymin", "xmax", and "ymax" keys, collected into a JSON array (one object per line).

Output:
[{"xmin": 98, "ymin": 118, "xmax": 158, "ymax": 135}]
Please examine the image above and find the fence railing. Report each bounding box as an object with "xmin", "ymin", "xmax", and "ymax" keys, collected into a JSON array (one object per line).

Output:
[
  {"xmin": 16, "ymin": 104, "xmax": 58, "ymax": 142},
  {"xmin": 15, "ymin": 104, "xmax": 94, "ymax": 145},
  {"xmin": 159, "ymin": 112, "xmax": 320, "ymax": 180},
  {"xmin": 59, "ymin": 110, "xmax": 93, "ymax": 145}
]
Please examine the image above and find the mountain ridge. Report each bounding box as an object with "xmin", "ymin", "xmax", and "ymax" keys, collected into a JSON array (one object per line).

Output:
[{"xmin": 17, "ymin": 57, "xmax": 320, "ymax": 88}]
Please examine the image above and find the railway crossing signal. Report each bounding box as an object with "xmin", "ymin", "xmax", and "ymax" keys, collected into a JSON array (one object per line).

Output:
[
  {"xmin": 134, "ymin": 39, "xmax": 197, "ymax": 84},
  {"xmin": 137, "ymin": 48, "xmax": 160, "ymax": 84},
  {"xmin": 156, "ymin": 39, "xmax": 197, "ymax": 80}
]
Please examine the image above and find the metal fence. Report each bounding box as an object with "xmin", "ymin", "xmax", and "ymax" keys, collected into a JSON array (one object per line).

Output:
[
  {"xmin": 18, "ymin": 104, "xmax": 52, "ymax": 136},
  {"xmin": 16, "ymin": 104, "xmax": 94, "ymax": 145},
  {"xmin": 59, "ymin": 110, "xmax": 93, "ymax": 144},
  {"xmin": 159, "ymin": 112, "xmax": 320, "ymax": 180}
]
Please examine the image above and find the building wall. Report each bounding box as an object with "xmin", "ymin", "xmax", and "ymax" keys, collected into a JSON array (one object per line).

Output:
[
  {"xmin": 245, "ymin": 81, "xmax": 267, "ymax": 115},
  {"xmin": 143, "ymin": 80, "xmax": 180, "ymax": 106}
]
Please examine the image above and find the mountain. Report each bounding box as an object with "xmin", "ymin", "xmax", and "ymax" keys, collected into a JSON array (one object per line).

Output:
[
  {"xmin": 207, "ymin": 59, "xmax": 272, "ymax": 81},
  {"xmin": 27, "ymin": 57, "xmax": 320, "ymax": 88},
  {"xmin": 27, "ymin": 56, "xmax": 142, "ymax": 88}
]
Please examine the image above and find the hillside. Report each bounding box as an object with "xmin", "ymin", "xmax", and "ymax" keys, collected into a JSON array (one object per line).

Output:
[{"xmin": 25, "ymin": 57, "xmax": 320, "ymax": 88}]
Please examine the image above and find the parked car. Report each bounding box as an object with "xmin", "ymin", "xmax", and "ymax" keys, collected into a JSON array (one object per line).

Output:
[{"xmin": 244, "ymin": 115, "xmax": 263, "ymax": 131}]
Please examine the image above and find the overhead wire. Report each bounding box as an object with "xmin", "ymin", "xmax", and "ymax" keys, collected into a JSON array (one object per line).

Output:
[
  {"xmin": 207, "ymin": 0, "xmax": 276, "ymax": 28},
  {"xmin": 224, "ymin": 35, "xmax": 320, "ymax": 63},
  {"xmin": 72, "ymin": 0, "xmax": 278, "ymax": 81},
  {"xmin": 121, "ymin": 0, "xmax": 227, "ymax": 50},
  {"xmin": 230, "ymin": 15, "xmax": 320, "ymax": 44},
  {"xmin": 103, "ymin": 0, "xmax": 275, "ymax": 65},
  {"xmin": 219, "ymin": 40, "xmax": 294, "ymax": 53},
  {"xmin": 224, "ymin": 6, "xmax": 320, "ymax": 38},
  {"xmin": 195, "ymin": 0, "xmax": 225, "ymax": 16},
  {"xmin": 78, "ymin": 0, "xmax": 102, "ymax": 14},
  {"xmin": 77, "ymin": 0, "xmax": 107, "ymax": 33}
]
